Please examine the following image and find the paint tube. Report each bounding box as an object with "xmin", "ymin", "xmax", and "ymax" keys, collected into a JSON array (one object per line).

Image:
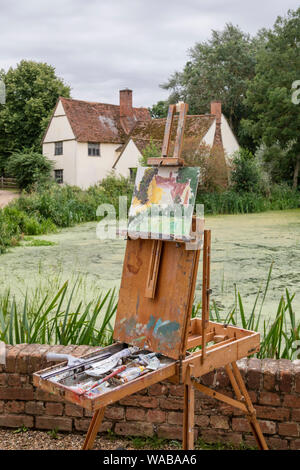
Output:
[
  {"xmin": 136, "ymin": 353, "xmax": 160, "ymax": 369},
  {"xmin": 87, "ymin": 346, "xmax": 139, "ymax": 377},
  {"xmin": 118, "ymin": 366, "xmax": 145, "ymax": 383}
]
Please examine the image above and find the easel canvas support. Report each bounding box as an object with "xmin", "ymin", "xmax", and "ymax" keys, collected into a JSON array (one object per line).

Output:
[{"xmin": 33, "ymin": 102, "xmax": 268, "ymax": 451}]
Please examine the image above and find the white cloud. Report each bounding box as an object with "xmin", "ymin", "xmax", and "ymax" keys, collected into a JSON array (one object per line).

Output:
[{"xmin": 0, "ymin": 0, "xmax": 299, "ymax": 107}]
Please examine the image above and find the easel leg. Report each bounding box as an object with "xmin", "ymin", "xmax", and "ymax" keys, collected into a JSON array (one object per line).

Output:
[
  {"xmin": 183, "ymin": 366, "xmax": 195, "ymax": 450},
  {"xmin": 227, "ymin": 362, "xmax": 268, "ymax": 450},
  {"xmin": 82, "ymin": 407, "xmax": 106, "ymax": 450}
]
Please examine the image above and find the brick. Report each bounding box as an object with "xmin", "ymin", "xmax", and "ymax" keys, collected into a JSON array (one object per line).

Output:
[
  {"xmin": 0, "ymin": 414, "xmax": 34, "ymax": 428},
  {"xmin": 169, "ymin": 384, "xmax": 184, "ymax": 397},
  {"xmin": 28, "ymin": 344, "xmax": 53, "ymax": 373},
  {"xmin": 278, "ymin": 422, "xmax": 299, "ymax": 437},
  {"xmin": 262, "ymin": 359, "xmax": 278, "ymax": 391},
  {"xmin": 160, "ymin": 397, "xmax": 183, "ymax": 411},
  {"xmin": 74, "ymin": 418, "xmax": 112, "ymax": 433},
  {"xmin": 25, "ymin": 401, "xmax": 44, "ymax": 415},
  {"xmin": 126, "ymin": 407, "xmax": 146, "ymax": 421},
  {"xmin": 210, "ymin": 415, "xmax": 229, "ymax": 429},
  {"xmin": 16, "ymin": 344, "xmax": 40, "ymax": 374},
  {"xmin": 45, "ymin": 402, "xmax": 63, "ymax": 416},
  {"xmin": 0, "ymin": 401, "xmax": 4, "ymax": 413},
  {"xmin": 200, "ymin": 371, "xmax": 215, "ymax": 386},
  {"xmin": 247, "ymin": 358, "xmax": 261, "ymax": 390},
  {"xmin": 283, "ymin": 394, "xmax": 300, "ymax": 408},
  {"xmin": 257, "ymin": 419, "xmax": 276, "ymax": 435},
  {"xmin": 36, "ymin": 416, "xmax": 72, "ymax": 431},
  {"xmin": 295, "ymin": 369, "xmax": 300, "ymax": 393},
  {"xmin": 5, "ymin": 401, "xmax": 25, "ymax": 414},
  {"xmin": 0, "ymin": 374, "xmax": 7, "ymax": 386},
  {"xmin": 115, "ymin": 421, "xmax": 153, "ymax": 437},
  {"xmin": 232, "ymin": 417, "xmax": 249, "ymax": 432},
  {"xmin": 255, "ymin": 405, "xmax": 289, "ymax": 421},
  {"xmin": 215, "ymin": 368, "xmax": 230, "ymax": 388},
  {"xmin": 65, "ymin": 404, "xmax": 83, "ymax": 417},
  {"xmin": 199, "ymin": 429, "xmax": 242, "ymax": 447},
  {"xmin": 195, "ymin": 414, "xmax": 209, "ymax": 427},
  {"xmin": 0, "ymin": 386, "xmax": 34, "ymax": 401},
  {"xmin": 259, "ymin": 392, "xmax": 280, "ymax": 406},
  {"xmin": 119, "ymin": 395, "xmax": 158, "ymax": 408},
  {"xmin": 157, "ymin": 425, "xmax": 183, "ymax": 440},
  {"xmin": 292, "ymin": 409, "xmax": 300, "ymax": 422},
  {"xmin": 148, "ymin": 383, "xmax": 168, "ymax": 396},
  {"xmin": 7, "ymin": 373, "xmax": 23, "ymax": 387},
  {"xmin": 267, "ymin": 437, "xmax": 289, "ymax": 450},
  {"xmin": 35, "ymin": 389, "xmax": 64, "ymax": 402},
  {"xmin": 290, "ymin": 439, "xmax": 300, "ymax": 450},
  {"xmin": 167, "ymin": 411, "xmax": 182, "ymax": 425},
  {"xmin": 104, "ymin": 407, "xmax": 124, "ymax": 420},
  {"xmin": 5, "ymin": 345, "xmax": 27, "ymax": 373},
  {"xmin": 146, "ymin": 409, "xmax": 165, "ymax": 423},
  {"xmin": 278, "ymin": 360, "xmax": 294, "ymax": 393}
]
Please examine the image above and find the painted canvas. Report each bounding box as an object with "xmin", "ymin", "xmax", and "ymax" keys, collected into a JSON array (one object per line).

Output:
[{"xmin": 128, "ymin": 166, "xmax": 200, "ymax": 240}]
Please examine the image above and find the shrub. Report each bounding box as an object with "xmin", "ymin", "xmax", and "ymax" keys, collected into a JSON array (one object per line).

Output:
[
  {"xmin": 5, "ymin": 149, "xmax": 53, "ymax": 190},
  {"xmin": 230, "ymin": 148, "xmax": 262, "ymax": 193}
]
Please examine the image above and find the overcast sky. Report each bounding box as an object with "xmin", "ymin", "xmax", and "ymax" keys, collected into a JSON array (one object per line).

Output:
[{"xmin": 1, "ymin": 0, "xmax": 299, "ymax": 107}]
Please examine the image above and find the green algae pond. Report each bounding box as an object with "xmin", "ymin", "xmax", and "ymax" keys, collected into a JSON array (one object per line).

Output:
[{"xmin": 0, "ymin": 209, "xmax": 299, "ymax": 323}]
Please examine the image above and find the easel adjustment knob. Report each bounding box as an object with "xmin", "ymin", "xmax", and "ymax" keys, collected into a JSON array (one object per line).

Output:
[{"xmin": 207, "ymin": 289, "xmax": 212, "ymax": 295}]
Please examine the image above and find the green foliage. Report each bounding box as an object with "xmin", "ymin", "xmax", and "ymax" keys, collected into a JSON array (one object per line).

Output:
[
  {"xmin": 230, "ymin": 148, "xmax": 262, "ymax": 193},
  {"xmin": 148, "ymin": 100, "xmax": 168, "ymax": 118},
  {"xmin": 0, "ymin": 174, "xmax": 133, "ymax": 253},
  {"xmin": 140, "ymin": 138, "xmax": 160, "ymax": 166},
  {"xmin": 242, "ymin": 8, "xmax": 300, "ymax": 188},
  {"xmin": 0, "ymin": 60, "xmax": 70, "ymax": 166},
  {"xmin": 0, "ymin": 281, "xmax": 116, "ymax": 346},
  {"xmin": 5, "ymin": 149, "xmax": 53, "ymax": 190},
  {"xmin": 161, "ymin": 23, "xmax": 257, "ymax": 144},
  {"xmin": 196, "ymin": 184, "xmax": 300, "ymax": 215}
]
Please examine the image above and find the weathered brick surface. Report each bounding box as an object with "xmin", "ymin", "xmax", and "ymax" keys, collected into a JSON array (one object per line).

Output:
[{"xmin": 0, "ymin": 345, "xmax": 299, "ymax": 449}]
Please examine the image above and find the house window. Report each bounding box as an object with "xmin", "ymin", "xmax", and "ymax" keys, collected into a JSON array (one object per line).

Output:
[
  {"xmin": 129, "ymin": 168, "xmax": 137, "ymax": 182},
  {"xmin": 55, "ymin": 141, "xmax": 63, "ymax": 155},
  {"xmin": 88, "ymin": 142, "xmax": 100, "ymax": 156},
  {"xmin": 54, "ymin": 169, "xmax": 63, "ymax": 184}
]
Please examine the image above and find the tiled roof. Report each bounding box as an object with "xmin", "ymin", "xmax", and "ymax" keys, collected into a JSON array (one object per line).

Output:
[
  {"xmin": 129, "ymin": 114, "xmax": 216, "ymax": 153},
  {"xmin": 59, "ymin": 97, "xmax": 150, "ymax": 144}
]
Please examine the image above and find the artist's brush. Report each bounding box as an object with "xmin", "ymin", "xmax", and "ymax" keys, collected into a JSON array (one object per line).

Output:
[{"xmin": 80, "ymin": 365, "xmax": 127, "ymax": 395}]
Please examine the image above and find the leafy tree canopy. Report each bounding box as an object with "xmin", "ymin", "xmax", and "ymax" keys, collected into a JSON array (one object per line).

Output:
[
  {"xmin": 0, "ymin": 60, "xmax": 70, "ymax": 165},
  {"xmin": 5, "ymin": 149, "xmax": 54, "ymax": 190},
  {"xmin": 148, "ymin": 100, "xmax": 168, "ymax": 118},
  {"xmin": 160, "ymin": 24, "xmax": 258, "ymax": 144},
  {"xmin": 242, "ymin": 8, "xmax": 300, "ymax": 188}
]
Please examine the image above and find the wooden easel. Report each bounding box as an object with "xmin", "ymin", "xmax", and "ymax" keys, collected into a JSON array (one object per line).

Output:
[{"xmin": 34, "ymin": 103, "xmax": 268, "ymax": 451}]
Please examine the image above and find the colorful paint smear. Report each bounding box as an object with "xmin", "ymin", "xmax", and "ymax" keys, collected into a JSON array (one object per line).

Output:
[{"xmin": 128, "ymin": 166, "xmax": 200, "ymax": 240}]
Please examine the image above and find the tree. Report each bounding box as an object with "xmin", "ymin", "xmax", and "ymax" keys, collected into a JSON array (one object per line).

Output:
[
  {"xmin": 0, "ymin": 60, "xmax": 70, "ymax": 170},
  {"xmin": 230, "ymin": 148, "xmax": 262, "ymax": 193},
  {"xmin": 148, "ymin": 100, "xmax": 168, "ymax": 118},
  {"xmin": 161, "ymin": 24, "xmax": 258, "ymax": 144},
  {"xmin": 242, "ymin": 8, "xmax": 300, "ymax": 188},
  {"xmin": 5, "ymin": 149, "xmax": 54, "ymax": 190}
]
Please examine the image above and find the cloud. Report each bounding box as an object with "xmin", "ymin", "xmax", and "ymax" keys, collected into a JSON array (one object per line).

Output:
[{"xmin": 1, "ymin": 0, "xmax": 299, "ymax": 107}]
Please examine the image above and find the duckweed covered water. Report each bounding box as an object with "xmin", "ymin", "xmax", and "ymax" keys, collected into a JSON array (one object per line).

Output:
[{"xmin": 0, "ymin": 209, "xmax": 299, "ymax": 322}]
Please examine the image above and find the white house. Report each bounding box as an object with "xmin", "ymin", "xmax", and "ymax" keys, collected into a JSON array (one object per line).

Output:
[
  {"xmin": 42, "ymin": 89, "xmax": 150, "ymax": 189},
  {"xmin": 113, "ymin": 101, "xmax": 240, "ymax": 180}
]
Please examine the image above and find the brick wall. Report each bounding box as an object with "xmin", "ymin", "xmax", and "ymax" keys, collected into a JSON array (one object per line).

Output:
[{"xmin": 0, "ymin": 344, "xmax": 299, "ymax": 450}]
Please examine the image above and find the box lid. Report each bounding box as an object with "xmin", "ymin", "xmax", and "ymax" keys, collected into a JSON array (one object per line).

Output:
[{"xmin": 113, "ymin": 238, "xmax": 200, "ymax": 360}]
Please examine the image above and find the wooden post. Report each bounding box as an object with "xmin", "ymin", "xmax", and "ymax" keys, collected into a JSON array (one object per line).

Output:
[
  {"xmin": 183, "ymin": 364, "xmax": 194, "ymax": 450},
  {"xmin": 82, "ymin": 407, "xmax": 106, "ymax": 450},
  {"xmin": 201, "ymin": 230, "xmax": 211, "ymax": 363}
]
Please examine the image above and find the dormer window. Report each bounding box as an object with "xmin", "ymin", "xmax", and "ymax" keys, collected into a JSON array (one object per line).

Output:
[
  {"xmin": 55, "ymin": 141, "xmax": 63, "ymax": 155},
  {"xmin": 88, "ymin": 142, "xmax": 100, "ymax": 156}
]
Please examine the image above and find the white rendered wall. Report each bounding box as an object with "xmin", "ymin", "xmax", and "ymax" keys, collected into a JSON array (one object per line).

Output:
[
  {"xmin": 221, "ymin": 115, "xmax": 240, "ymax": 162},
  {"xmin": 43, "ymin": 140, "xmax": 77, "ymax": 185},
  {"xmin": 202, "ymin": 120, "xmax": 216, "ymax": 147},
  {"xmin": 113, "ymin": 139, "xmax": 141, "ymax": 178},
  {"xmin": 76, "ymin": 142, "xmax": 121, "ymax": 189}
]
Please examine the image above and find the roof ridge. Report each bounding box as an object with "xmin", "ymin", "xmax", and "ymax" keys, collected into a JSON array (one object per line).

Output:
[{"xmin": 59, "ymin": 96, "xmax": 148, "ymax": 111}]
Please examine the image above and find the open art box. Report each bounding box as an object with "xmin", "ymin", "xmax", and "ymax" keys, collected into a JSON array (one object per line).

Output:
[{"xmin": 33, "ymin": 102, "xmax": 268, "ymax": 450}]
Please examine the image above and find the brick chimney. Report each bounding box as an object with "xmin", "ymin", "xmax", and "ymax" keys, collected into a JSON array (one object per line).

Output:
[
  {"xmin": 120, "ymin": 89, "xmax": 133, "ymax": 119},
  {"xmin": 210, "ymin": 100, "xmax": 222, "ymax": 124}
]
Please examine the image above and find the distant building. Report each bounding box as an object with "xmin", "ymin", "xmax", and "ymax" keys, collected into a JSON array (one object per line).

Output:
[
  {"xmin": 113, "ymin": 101, "xmax": 239, "ymax": 186},
  {"xmin": 42, "ymin": 89, "xmax": 150, "ymax": 189}
]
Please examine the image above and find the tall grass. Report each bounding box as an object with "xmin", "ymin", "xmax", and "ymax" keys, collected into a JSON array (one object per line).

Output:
[
  {"xmin": 0, "ymin": 268, "xmax": 299, "ymax": 359},
  {"xmin": 197, "ymin": 184, "xmax": 300, "ymax": 215},
  {"xmin": 0, "ymin": 281, "xmax": 117, "ymax": 347}
]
